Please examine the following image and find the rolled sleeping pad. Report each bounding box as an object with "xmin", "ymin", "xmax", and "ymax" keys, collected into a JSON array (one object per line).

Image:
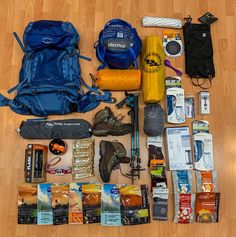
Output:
[
  {"xmin": 141, "ymin": 36, "xmax": 165, "ymax": 103},
  {"xmin": 96, "ymin": 69, "xmax": 141, "ymax": 91}
]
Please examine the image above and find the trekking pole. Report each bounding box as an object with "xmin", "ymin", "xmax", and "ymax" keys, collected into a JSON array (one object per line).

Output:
[
  {"xmin": 132, "ymin": 94, "xmax": 145, "ymax": 180},
  {"xmin": 129, "ymin": 105, "xmax": 135, "ymax": 184},
  {"xmin": 133, "ymin": 94, "xmax": 141, "ymax": 179},
  {"xmin": 117, "ymin": 92, "xmax": 135, "ymax": 183},
  {"xmin": 116, "ymin": 92, "xmax": 144, "ymax": 183},
  {"xmin": 125, "ymin": 93, "xmax": 136, "ymax": 184}
]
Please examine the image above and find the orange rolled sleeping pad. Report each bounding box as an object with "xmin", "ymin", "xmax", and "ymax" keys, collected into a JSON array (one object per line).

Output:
[{"xmin": 96, "ymin": 69, "xmax": 141, "ymax": 91}]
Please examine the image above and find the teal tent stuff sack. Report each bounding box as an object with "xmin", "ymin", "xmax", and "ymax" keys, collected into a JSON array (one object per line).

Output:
[
  {"xmin": 0, "ymin": 20, "xmax": 113, "ymax": 116},
  {"xmin": 95, "ymin": 19, "xmax": 142, "ymax": 70}
]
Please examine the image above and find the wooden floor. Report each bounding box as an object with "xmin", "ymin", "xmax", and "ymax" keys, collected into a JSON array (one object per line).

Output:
[{"xmin": 0, "ymin": 0, "xmax": 236, "ymax": 236}]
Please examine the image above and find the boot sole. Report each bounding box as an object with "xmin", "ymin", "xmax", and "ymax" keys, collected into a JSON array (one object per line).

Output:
[
  {"xmin": 99, "ymin": 141, "xmax": 108, "ymax": 182},
  {"xmin": 93, "ymin": 129, "xmax": 131, "ymax": 137}
]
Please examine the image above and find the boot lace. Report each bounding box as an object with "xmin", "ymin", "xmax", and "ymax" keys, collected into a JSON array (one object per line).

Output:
[{"xmin": 109, "ymin": 113, "xmax": 125, "ymax": 124}]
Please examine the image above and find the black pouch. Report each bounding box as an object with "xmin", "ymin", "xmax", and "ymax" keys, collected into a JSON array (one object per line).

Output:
[
  {"xmin": 18, "ymin": 119, "xmax": 92, "ymax": 139},
  {"xmin": 183, "ymin": 16, "xmax": 215, "ymax": 88}
]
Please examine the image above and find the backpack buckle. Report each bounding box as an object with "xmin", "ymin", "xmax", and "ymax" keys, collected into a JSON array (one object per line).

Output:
[
  {"xmin": 111, "ymin": 97, "xmax": 117, "ymax": 103},
  {"xmin": 89, "ymin": 73, "xmax": 97, "ymax": 86},
  {"xmin": 25, "ymin": 54, "xmax": 31, "ymax": 60},
  {"xmin": 69, "ymin": 50, "xmax": 74, "ymax": 57},
  {"xmin": 184, "ymin": 15, "xmax": 192, "ymax": 25}
]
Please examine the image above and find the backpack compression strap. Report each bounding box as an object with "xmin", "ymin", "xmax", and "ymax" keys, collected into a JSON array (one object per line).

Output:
[{"xmin": 0, "ymin": 32, "xmax": 25, "ymax": 107}]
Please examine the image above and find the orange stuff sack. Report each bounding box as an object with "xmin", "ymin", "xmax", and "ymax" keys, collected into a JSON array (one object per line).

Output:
[
  {"xmin": 96, "ymin": 69, "xmax": 141, "ymax": 91},
  {"xmin": 141, "ymin": 36, "xmax": 165, "ymax": 103}
]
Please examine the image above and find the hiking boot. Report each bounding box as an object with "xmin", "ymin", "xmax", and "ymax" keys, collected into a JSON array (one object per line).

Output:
[
  {"xmin": 99, "ymin": 140, "xmax": 130, "ymax": 183},
  {"xmin": 93, "ymin": 107, "xmax": 132, "ymax": 136}
]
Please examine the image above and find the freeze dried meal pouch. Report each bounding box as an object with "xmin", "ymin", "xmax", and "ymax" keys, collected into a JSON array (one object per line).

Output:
[
  {"xmin": 174, "ymin": 193, "xmax": 195, "ymax": 224},
  {"xmin": 172, "ymin": 170, "xmax": 192, "ymax": 194},
  {"xmin": 196, "ymin": 170, "xmax": 217, "ymax": 192},
  {"xmin": 195, "ymin": 192, "xmax": 220, "ymax": 223},
  {"xmin": 69, "ymin": 183, "xmax": 84, "ymax": 224},
  {"xmin": 82, "ymin": 183, "xmax": 101, "ymax": 224},
  {"xmin": 101, "ymin": 184, "xmax": 123, "ymax": 226},
  {"xmin": 51, "ymin": 183, "xmax": 69, "ymax": 225},
  {"xmin": 18, "ymin": 184, "xmax": 37, "ymax": 224},
  {"xmin": 153, "ymin": 187, "xmax": 169, "ymax": 221},
  {"xmin": 37, "ymin": 183, "xmax": 53, "ymax": 225},
  {"xmin": 120, "ymin": 185, "xmax": 150, "ymax": 225}
]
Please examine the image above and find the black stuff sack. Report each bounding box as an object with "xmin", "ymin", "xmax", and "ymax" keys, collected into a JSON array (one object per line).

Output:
[
  {"xmin": 18, "ymin": 119, "xmax": 92, "ymax": 139},
  {"xmin": 183, "ymin": 16, "xmax": 215, "ymax": 88}
]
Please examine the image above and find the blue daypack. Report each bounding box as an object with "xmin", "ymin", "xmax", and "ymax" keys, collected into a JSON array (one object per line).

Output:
[
  {"xmin": 0, "ymin": 20, "xmax": 113, "ymax": 116},
  {"xmin": 95, "ymin": 19, "xmax": 142, "ymax": 70}
]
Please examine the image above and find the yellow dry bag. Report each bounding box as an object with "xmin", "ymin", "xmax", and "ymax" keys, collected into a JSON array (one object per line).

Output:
[{"xmin": 141, "ymin": 36, "xmax": 165, "ymax": 103}]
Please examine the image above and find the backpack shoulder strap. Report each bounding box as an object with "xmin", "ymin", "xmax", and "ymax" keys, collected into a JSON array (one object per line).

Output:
[
  {"xmin": 0, "ymin": 94, "xmax": 10, "ymax": 106},
  {"xmin": 77, "ymin": 77, "xmax": 115, "ymax": 112},
  {"xmin": 0, "ymin": 93, "xmax": 31, "ymax": 115},
  {"xmin": 78, "ymin": 90, "xmax": 114, "ymax": 113}
]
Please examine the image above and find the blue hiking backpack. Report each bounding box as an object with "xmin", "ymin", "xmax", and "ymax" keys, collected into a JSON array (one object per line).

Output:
[
  {"xmin": 95, "ymin": 19, "xmax": 142, "ymax": 70},
  {"xmin": 0, "ymin": 20, "xmax": 113, "ymax": 117}
]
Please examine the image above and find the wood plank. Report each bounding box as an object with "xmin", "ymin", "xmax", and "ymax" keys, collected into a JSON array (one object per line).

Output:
[{"xmin": 0, "ymin": 0, "xmax": 235, "ymax": 236}]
